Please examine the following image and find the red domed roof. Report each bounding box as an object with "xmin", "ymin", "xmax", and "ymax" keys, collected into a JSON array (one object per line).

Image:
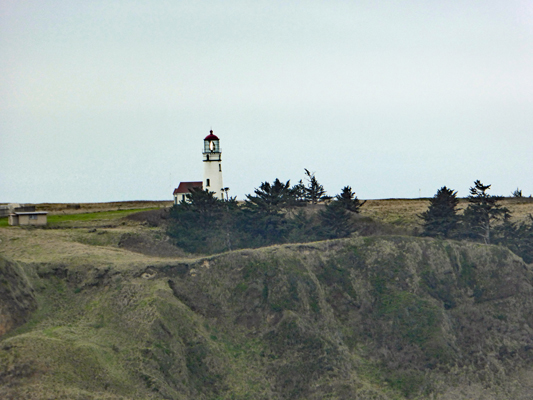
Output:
[{"xmin": 204, "ymin": 130, "xmax": 219, "ymax": 141}]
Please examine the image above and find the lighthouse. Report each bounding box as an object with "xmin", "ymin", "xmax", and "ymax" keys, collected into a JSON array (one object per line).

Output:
[{"xmin": 202, "ymin": 130, "xmax": 224, "ymax": 200}]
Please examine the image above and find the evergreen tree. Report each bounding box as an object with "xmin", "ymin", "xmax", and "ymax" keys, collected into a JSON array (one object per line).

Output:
[
  {"xmin": 174, "ymin": 187, "xmax": 223, "ymax": 224},
  {"xmin": 289, "ymin": 180, "xmax": 307, "ymax": 206},
  {"xmin": 286, "ymin": 209, "xmax": 320, "ymax": 243},
  {"xmin": 317, "ymin": 186, "xmax": 365, "ymax": 239},
  {"xmin": 244, "ymin": 179, "xmax": 293, "ymax": 213},
  {"xmin": 167, "ymin": 188, "xmax": 239, "ymax": 253},
  {"xmin": 241, "ymin": 179, "xmax": 292, "ymax": 244},
  {"xmin": 304, "ymin": 169, "xmax": 330, "ymax": 204},
  {"xmin": 318, "ymin": 202, "xmax": 353, "ymax": 239},
  {"xmin": 334, "ymin": 186, "xmax": 366, "ymax": 213},
  {"xmin": 463, "ymin": 180, "xmax": 509, "ymax": 244},
  {"xmin": 420, "ymin": 186, "xmax": 460, "ymax": 238}
]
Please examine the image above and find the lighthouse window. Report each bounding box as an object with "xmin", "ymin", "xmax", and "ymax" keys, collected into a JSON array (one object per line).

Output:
[
  {"xmin": 206, "ymin": 179, "xmax": 210, "ymax": 187},
  {"xmin": 219, "ymin": 164, "xmax": 221, "ymax": 171}
]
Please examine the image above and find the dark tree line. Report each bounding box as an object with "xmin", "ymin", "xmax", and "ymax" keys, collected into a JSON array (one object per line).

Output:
[
  {"xmin": 167, "ymin": 170, "xmax": 365, "ymax": 253},
  {"xmin": 421, "ymin": 180, "xmax": 533, "ymax": 262},
  {"xmin": 168, "ymin": 173, "xmax": 533, "ymax": 264}
]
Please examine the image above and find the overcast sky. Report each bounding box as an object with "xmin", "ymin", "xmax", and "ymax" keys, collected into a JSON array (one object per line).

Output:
[{"xmin": 1, "ymin": 1, "xmax": 532, "ymax": 203}]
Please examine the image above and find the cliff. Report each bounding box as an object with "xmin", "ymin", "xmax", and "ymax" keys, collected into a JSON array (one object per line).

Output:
[{"xmin": 1, "ymin": 236, "xmax": 533, "ymax": 399}]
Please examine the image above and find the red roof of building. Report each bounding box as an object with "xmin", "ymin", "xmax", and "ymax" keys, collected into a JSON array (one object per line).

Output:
[
  {"xmin": 204, "ymin": 130, "xmax": 219, "ymax": 141},
  {"xmin": 173, "ymin": 181, "xmax": 203, "ymax": 195}
]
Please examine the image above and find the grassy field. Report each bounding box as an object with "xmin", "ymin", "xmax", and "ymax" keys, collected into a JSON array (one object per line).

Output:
[
  {"xmin": 0, "ymin": 205, "xmax": 186, "ymax": 266},
  {"xmin": 0, "ymin": 208, "xmax": 160, "ymax": 228},
  {"xmin": 45, "ymin": 208, "xmax": 160, "ymax": 225},
  {"xmin": 363, "ymin": 197, "xmax": 533, "ymax": 227},
  {"xmin": 2, "ymin": 197, "xmax": 531, "ymax": 229}
]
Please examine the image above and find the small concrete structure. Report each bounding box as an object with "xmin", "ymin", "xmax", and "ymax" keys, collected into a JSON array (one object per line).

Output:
[
  {"xmin": 173, "ymin": 181, "xmax": 203, "ymax": 205},
  {"xmin": 9, "ymin": 211, "xmax": 48, "ymax": 226}
]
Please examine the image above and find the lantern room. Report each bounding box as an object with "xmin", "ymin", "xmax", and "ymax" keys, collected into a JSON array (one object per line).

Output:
[{"xmin": 203, "ymin": 130, "xmax": 221, "ymax": 153}]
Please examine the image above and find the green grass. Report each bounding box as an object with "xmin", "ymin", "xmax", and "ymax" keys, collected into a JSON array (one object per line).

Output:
[
  {"xmin": 47, "ymin": 208, "xmax": 157, "ymax": 225},
  {"xmin": 0, "ymin": 208, "xmax": 156, "ymax": 228}
]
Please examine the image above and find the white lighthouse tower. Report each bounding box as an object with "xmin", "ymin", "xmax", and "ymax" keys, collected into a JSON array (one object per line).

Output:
[{"xmin": 202, "ymin": 130, "xmax": 224, "ymax": 200}]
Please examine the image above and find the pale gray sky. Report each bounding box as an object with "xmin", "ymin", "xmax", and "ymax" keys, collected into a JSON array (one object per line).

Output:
[{"xmin": 1, "ymin": 1, "xmax": 532, "ymax": 202}]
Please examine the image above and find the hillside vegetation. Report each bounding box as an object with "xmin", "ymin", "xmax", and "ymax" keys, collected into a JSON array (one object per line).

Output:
[{"xmin": 1, "ymin": 199, "xmax": 533, "ymax": 399}]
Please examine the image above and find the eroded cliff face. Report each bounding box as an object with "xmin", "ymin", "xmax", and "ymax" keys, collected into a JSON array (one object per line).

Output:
[
  {"xmin": 0, "ymin": 257, "xmax": 36, "ymax": 337},
  {"xmin": 1, "ymin": 237, "xmax": 533, "ymax": 399}
]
